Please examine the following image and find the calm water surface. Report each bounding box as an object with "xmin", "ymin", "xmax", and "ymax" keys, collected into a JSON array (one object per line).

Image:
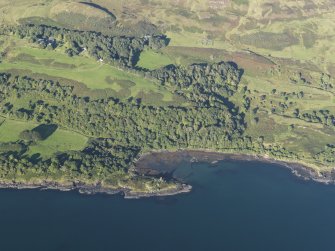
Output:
[{"xmin": 1, "ymin": 160, "xmax": 335, "ymax": 251}]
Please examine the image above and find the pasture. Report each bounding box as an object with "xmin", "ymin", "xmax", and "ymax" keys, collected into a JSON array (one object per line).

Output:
[
  {"xmin": 0, "ymin": 36, "xmax": 178, "ymax": 105},
  {"xmin": 0, "ymin": 0, "xmax": 334, "ymax": 165},
  {"xmin": 28, "ymin": 128, "xmax": 88, "ymax": 158},
  {"xmin": 0, "ymin": 118, "xmax": 37, "ymax": 142},
  {"xmin": 0, "ymin": 119, "xmax": 88, "ymax": 158},
  {"xmin": 137, "ymin": 50, "xmax": 175, "ymax": 70}
]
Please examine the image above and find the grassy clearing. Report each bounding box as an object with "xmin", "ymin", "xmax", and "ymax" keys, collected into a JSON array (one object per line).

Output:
[
  {"xmin": 28, "ymin": 128, "xmax": 88, "ymax": 157},
  {"xmin": 0, "ymin": 36, "xmax": 177, "ymax": 104},
  {"xmin": 0, "ymin": 119, "xmax": 37, "ymax": 142},
  {"xmin": 137, "ymin": 50, "xmax": 175, "ymax": 70},
  {"xmin": 0, "ymin": 118, "xmax": 88, "ymax": 157},
  {"xmin": 1, "ymin": 0, "xmax": 335, "ymax": 167},
  {"xmin": 166, "ymin": 31, "xmax": 232, "ymax": 50}
]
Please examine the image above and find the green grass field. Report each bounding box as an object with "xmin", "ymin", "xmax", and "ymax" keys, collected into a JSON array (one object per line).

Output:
[
  {"xmin": 28, "ymin": 128, "xmax": 88, "ymax": 157},
  {"xmin": 0, "ymin": 36, "xmax": 178, "ymax": 104},
  {"xmin": 0, "ymin": 0, "xmax": 335, "ymax": 170},
  {"xmin": 137, "ymin": 50, "xmax": 175, "ymax": 70},
  {"xmin": 0, "ymin": 118, "xmax": 37, "ymax": 142},
  {"xmin": 0, "ymin": 119, "xmax": 88, "ymax": 157}
]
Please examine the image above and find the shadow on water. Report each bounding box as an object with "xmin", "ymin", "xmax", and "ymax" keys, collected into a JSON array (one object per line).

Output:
[{"xmin": 153, "ymin": 196, "xmax": 180, "ymax": 206}]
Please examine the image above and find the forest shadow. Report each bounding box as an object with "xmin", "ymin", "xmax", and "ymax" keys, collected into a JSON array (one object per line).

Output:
[{"xmin": 32, "ymin": 124, "xmax": 58, "ymax": 140}]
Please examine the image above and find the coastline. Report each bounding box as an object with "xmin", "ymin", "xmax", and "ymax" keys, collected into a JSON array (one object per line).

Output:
[
  {"xmin": 1, "ymin": 149, "xmax": 334, "ymax": 199},
  {"xmin": 135, "ymin": 149, "xmax": 335, "ymax": 185},
  {"xmin": 0, "ymin": 180, "xmax": 192, "ymax": 199}
]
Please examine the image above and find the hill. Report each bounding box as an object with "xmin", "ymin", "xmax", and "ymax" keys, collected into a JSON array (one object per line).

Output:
[{"xmin": 0, "ymin": 0, "xmax": 334, "ymax": 196}]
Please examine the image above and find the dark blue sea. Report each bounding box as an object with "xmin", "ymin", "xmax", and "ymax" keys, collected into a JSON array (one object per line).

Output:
[{"xmin": 1, "ymin": 160, "xmax": 335, "ymax": 251}]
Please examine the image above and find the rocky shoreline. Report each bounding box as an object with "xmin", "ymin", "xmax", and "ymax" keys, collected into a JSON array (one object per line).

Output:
[
  {"xmin": 0, "ymin": 180, "xmax": 192, "ymax": 199},
  {"xmin": 123, "ymin": 184, "xmax": 192, "ymax": 199},
  {"xmin": 135, "ymin": 150, "xmax": 335, "ymax": 185},
  {"xmin": 1, "ymin": 150, "xmax": 334, "ymax": 199}
]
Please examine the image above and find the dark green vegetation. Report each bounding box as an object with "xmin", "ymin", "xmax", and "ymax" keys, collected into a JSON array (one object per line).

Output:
[
  {"xmin": 0, "ymin": 58, "xmax": 248, "ymax": 193},
  {"xmin": 0, "ymin": 0, "xmax": 334, "ymax": 195},
  {"xmin": 11, "ymin": 24, "xmax": 168, "ymax": 67},
  {"xmin": 0, "ymin": 23, "xmax": 299, "ymax": 194}
]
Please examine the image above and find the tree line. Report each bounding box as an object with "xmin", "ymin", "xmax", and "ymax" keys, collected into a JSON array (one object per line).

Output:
[
  {"xmin": 11, "ymin": 24, "xmax": 169, "ymax": 67},
  {"xmin": 0, "ymin": 22, "xmax": 304, "ymax": 189},
  {"xmin": 0, "ymin": 66, "xmax": 303, "ymax": 189}
]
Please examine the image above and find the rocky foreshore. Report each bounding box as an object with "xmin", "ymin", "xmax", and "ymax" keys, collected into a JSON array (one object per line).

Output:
[
  {"xmin": 123, "ymin": 184, "xmax": 192, "ymax": 199},
  {"xmin": 1, "ymin": 150, "xmax": 334, "ymax": 199},
  {"xmin": 0, "ymin": 181, "xmax": 192, "ymax": 199},
  {"xmin": 135, "ymin": 150, "xmax": 335, "ymax": 185}
]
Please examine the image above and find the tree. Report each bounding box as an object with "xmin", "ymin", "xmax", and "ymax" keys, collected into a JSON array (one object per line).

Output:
[{"xmin": 19, "ymin": 130, "xmax": 43, "ymax": 142}]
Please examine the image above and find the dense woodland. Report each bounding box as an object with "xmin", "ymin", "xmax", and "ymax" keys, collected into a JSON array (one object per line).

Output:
[
  {"xmin": 0, "ymin": 24, "xmax": 305, "ymax": 191},
  {"xmin": 10, "ymin": 24, "xmax": 169, "ymax": 67},
  {"xmin": 150, "ymin": 62, "xmax": 242, "ymax": 110},
  {"xmin": 0, "ymin": 69, "xmax": 297, "ymax": 186}
]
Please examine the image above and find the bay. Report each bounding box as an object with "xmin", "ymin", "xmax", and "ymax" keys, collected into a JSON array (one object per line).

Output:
[{"xmin": 1, "ymin": 160, "xmax": 335, "ymax": 251}]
